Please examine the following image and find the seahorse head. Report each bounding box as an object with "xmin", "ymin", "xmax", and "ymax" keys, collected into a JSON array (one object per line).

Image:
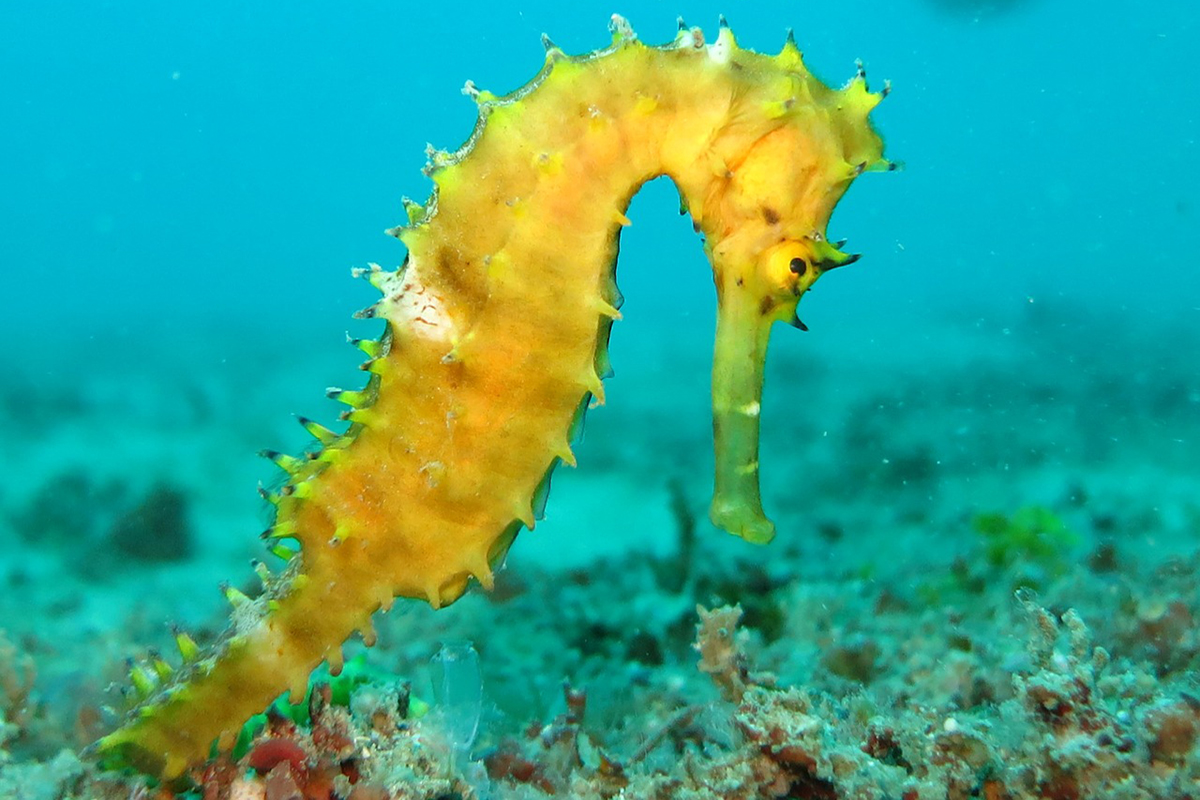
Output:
[
  {"xmin": 696, "ymin": 51, "xmax": 892, "ymax": 543},
  {"xmin": 703, "ymin": 78, "xmax": 887, "ymax": 323}
]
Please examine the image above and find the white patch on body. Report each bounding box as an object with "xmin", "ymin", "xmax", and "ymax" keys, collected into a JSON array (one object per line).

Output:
[{"xmin": 378, "ymin": 255, "xmax": 455, "ymax": 343}]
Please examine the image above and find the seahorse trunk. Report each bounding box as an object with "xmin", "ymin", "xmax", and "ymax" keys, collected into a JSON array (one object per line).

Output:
[{"xmin": 96, "ymin": 17, "xmax": 888, "ymax": 780}]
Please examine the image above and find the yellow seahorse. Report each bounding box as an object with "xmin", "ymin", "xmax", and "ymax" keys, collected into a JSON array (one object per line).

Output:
[{"xmin": 95, "ymin": 15, "xmax": 891, "ymax": 779}]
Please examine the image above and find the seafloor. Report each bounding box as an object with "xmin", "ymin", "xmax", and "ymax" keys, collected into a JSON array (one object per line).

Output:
[{"xmin": 0, "ymin": 297, "xmax": 1197, "ymax": 799}]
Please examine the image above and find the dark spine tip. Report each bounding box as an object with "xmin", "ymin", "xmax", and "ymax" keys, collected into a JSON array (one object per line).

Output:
[
  {"xmin": 677, "ymin": 16, "xmax": 687, "ymax": 31},
  {"xmin": 815, "ymin": 252, "xmax": 862, "ymax": 272},
  {"xmin": 789, "ymin": 315, "xmax": 809, "ymax": 332},
  {"xmin": 258, "ymin": 449, "xmax": 281, "ymax": 461},
  {"xmin": 718, "ymin": 14, "xmax": 729, "ymax": 29},
  {"xmin": 785, "ymin": 28, "xmax": 797, "ymax": 47},
  {"xmin": 540, "ymin": 33, "xmax": 557, "ymax": 52}
]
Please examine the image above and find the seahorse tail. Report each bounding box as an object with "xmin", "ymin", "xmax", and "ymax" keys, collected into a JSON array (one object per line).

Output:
[{"xmin": 93, "ymin": 554, "xmax": 388, "ymax": 780}]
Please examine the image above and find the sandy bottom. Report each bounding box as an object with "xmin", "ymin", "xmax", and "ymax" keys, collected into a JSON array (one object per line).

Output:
[{"xmin": 1, "ymin": 297, "xmax": 1197, "ymax": 798}]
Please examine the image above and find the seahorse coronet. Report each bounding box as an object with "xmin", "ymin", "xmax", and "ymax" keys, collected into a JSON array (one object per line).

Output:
[{"xmin": 95, "ymin": 15, "xmax": 890, "ymax": 780}]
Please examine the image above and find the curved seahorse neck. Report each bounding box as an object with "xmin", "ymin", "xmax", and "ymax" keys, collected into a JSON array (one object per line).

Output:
[
  {"xmin": 400, "ymin": 18, "xmax": 888, "ymax": 542},
  {"xmin": 95, "ymin": 16, "xmax": 889, "ymax": 781}
]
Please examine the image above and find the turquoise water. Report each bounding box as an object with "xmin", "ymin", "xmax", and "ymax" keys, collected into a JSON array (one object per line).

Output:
[
  {"xmin": 4, "ymin": 1, "xmax": 1195, "ymax": 330},
  {"xmin": 1, "ymin": 2, "xmax": 1198, "ymax": 797}
]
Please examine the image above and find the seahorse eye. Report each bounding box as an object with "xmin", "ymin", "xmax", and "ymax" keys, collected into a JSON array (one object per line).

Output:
[{"xmin": 762, "ymin": 241, "xmax": 819, "ymax": 298}]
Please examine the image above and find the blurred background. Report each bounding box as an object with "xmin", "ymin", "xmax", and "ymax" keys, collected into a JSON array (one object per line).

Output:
[{"xmin": 2, "ymin": 0, "xmax": 1195, "ymax": 337}]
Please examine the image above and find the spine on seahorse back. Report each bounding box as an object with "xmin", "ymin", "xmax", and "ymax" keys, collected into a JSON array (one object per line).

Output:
[{"xmin": 95, "ymin": 16, "xmax": 889, "ymax": 779}]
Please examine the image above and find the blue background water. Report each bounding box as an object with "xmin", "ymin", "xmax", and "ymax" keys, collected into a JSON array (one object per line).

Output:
[{"xmin": 3, "ymin": 0, "xmax": 1195, "ymax": 346}]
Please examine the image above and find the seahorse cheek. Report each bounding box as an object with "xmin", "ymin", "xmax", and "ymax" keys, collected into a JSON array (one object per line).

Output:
[{"xmin": 730, "ymin": 127, "xmax": 841, "ymax": 233}]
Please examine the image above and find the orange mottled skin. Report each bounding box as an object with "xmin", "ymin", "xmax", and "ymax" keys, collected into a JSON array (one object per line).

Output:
[{"xmin": 96, "ymin": 16, "xmax": 889, "ymax": 779}]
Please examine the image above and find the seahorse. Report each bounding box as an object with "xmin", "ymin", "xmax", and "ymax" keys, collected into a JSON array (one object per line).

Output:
[{"xmin": 95, "ymin": 15, "xmax": 891, "ymax": 779}]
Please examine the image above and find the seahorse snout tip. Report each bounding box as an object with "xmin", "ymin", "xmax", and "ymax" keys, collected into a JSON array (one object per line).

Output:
[{"xmin": 710, "ymin": 498, "xmax": 777, "ymax": 545}]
